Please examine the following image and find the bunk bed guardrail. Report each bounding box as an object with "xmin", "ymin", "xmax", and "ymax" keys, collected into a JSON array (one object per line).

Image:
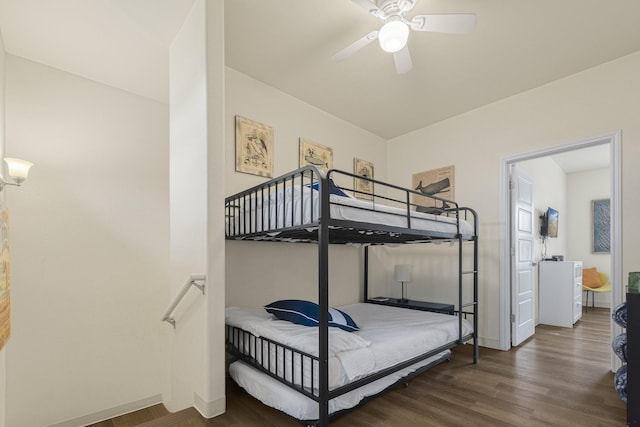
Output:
[{"xmin": 225, "ymin": 166, "xmax": 471, "ymax": 243}]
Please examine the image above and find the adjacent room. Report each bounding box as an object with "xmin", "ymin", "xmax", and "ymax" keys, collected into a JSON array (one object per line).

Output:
[{"xmin": 0, "ymin": 1, "xmax": 639, "ymax": 426}]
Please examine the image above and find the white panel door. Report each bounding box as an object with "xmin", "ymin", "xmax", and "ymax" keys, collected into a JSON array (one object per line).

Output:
[{"xmin": 511, "ymin": 165, "xmax": 535, "ymax": 346}]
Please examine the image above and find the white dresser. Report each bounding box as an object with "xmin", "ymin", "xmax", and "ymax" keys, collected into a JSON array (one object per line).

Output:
[{"xmin": 539, "ymin": 261, "xmax": 583, "ymax": 327}]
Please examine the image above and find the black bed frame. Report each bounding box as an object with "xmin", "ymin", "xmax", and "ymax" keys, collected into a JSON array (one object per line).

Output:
[{"xmin": 225, "ymin": 166, "xmax": 479, "ymax": 427}]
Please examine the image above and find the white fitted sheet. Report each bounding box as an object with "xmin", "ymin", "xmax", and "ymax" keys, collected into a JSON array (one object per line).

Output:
[
  {"xmin": 229, "ymin": 351, "xmax": 451, "ymax": 420},
  {"xmin": 227, "ymin": 186, "xmax": 473, "ymax": 237},
  {"xmin": 226, "ymin": 307, "xmax": 374, "ymax": 390}
]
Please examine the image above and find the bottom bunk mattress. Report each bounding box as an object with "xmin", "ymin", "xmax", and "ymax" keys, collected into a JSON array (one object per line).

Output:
[
  {"xmin": 226, "ymin": 302, "xmax": 473, "ymax": 419},
  {"xmin": 229, "ymin": 350, "xmax": 451, "ymax": 421}
]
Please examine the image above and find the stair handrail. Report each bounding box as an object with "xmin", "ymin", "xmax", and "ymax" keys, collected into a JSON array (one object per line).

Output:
[{"xmin": 161, "ymin": 274, "xmax": 206, "ymax": 328}]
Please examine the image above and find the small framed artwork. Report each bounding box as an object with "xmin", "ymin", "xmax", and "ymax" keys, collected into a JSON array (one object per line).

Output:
[
  {"xmin": 411, "ymin": 165, "xmax": 455, "ymax": 213},
  {"xmin": 299, "ymin": 138, "xmax": 333, "ymax": 173},
  {"xmin": 354, "ymin": 158, "xmax": 374, "ymax": 200},
  {"xmin": 592, "ymin": 198, "xmax": 610, "ymax": 253},
  {"xmin": 235, "ymin": 115, "xmax": 274, "ymax": 178}
]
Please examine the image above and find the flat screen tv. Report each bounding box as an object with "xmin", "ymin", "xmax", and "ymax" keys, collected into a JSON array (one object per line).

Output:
[{"xmin": 541, "ymin": 207, "xmax": 559, "ymax": 238}]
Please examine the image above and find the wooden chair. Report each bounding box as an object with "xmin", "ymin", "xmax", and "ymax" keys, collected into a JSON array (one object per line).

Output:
[{"xmin": 583, "ymin": 271, "xmax": 612, "ymax": 311}]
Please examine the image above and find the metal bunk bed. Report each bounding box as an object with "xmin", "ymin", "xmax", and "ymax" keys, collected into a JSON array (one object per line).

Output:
[{"xmin": 225, "ymin": 165, "xmax": 478, "ymax": 427}]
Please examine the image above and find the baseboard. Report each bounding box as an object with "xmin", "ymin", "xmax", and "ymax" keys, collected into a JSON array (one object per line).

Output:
[
  {"xmin": 478, "ymin": 336, "xmax": 502, "ymax": 350},
  {"xmin": 48, "ymin": 394, "xmax": 163, "ymax": 427},
  {"xmin": 193, "ymin": 392, "xmax": 225, "ymax": 419}
]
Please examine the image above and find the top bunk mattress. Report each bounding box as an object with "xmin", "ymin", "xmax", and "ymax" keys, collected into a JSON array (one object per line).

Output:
[{"xmin": 226, "ymin": 185, "xmax": 474, "ymax": 239}]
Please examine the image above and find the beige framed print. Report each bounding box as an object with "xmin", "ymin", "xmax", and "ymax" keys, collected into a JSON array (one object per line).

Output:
[
  {"xmin": 299, "ymin": 138, "xmax": 333, "ymax": 173},
  {"xmin": 354, "ymin": 158, "xmax": 374, "ymax": 200},
  {"xmin": 235, "ymin": 115, "xmax": 274, "ymax": 178},
  {"xmin": 411, "ymin": 165, "xmax": 455, "ymax": 213}
]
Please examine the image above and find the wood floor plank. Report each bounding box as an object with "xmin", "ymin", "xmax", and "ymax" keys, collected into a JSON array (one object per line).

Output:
[{"xmin": 93, "ymin": 308, "xmax": 626, "ymax": 426}]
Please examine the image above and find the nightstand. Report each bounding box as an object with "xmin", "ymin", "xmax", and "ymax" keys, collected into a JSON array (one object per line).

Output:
[{"xmin": 367, "ymin": 298, "xmax": 455, "ymax": 315}]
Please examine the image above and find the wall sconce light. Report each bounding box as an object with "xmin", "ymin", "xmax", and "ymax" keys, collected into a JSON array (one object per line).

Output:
[
  {"xmin": 1, "ymin": 157, "xmax": 34, "ymax": 191},
  {"xmin": 394, "ymin": 264, "xmax": 412, "ymax": 303}
]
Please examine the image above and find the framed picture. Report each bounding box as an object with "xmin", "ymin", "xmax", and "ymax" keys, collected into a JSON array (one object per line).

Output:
[
  {"xmin": 592, "ymin": 198, "xmax": 610, "ymax": 253},
  {"xmin": 299, "ymin": 138, "xmax": 333, "ymax": 173},
  {"xmin": 411, "ymin": 165, "xmax": 455, "ymax": 213},
  {"xmin": 354, "ymin": 158, "xmax": 374, "ymax": 200},
  {"xmin": 235, "ymin": 115, "xmax": 274, "ymax": 178}
]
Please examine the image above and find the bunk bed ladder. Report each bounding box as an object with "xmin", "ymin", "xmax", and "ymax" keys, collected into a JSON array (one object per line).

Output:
[
  {"xmin": 459, "ymin": 208, "xmax": 479, "ymax": 364},
  {"xmin": 459, "ymin": 231, "xmax": 479, "ymax": 364}
]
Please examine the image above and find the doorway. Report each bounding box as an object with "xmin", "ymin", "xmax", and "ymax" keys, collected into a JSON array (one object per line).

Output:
[{"xmin": 498, "ymin": 131, "xmax": 622, "ymax": 370}]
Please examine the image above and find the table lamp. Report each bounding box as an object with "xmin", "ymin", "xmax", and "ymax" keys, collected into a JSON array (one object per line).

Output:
[{"xmin": 395, "ymin": 264, "xmax": 412, "ymax": 303}]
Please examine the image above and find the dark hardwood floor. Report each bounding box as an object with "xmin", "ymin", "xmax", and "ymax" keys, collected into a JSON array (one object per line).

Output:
[{"xmin": 92, "ymin": 307, "xmax": 625, "ymax": 426}]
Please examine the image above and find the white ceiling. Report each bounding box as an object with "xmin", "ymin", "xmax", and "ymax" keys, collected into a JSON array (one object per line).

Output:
[
  {"xmin": 550, "ymin": 144, "xmax": 610, "ymax": 174},
  {"xmin": 1, "ymin": 0, "xmax": 640, "ymax": 140},
  {"xmin": 0, "ymin": 0, "xmax": 196, "ymax": 103}
]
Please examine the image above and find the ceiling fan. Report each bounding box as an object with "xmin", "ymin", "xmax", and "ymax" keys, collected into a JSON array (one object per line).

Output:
[{"xmin": 332, "ymin": 0, "xmax": 476, "ymax": 74}]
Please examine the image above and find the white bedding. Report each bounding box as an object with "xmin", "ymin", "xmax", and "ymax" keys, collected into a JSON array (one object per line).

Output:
[
  {"xmin": 229, "ymin": 350, "xmax": 451, "ymax": 421},
  {"xmin": 227, "ymin": 186, "xmax": 473, "ymax": 237},
  {"xmin": 226, "ymin": 307, "xmax": 374, "ymax": 389},
  {"xmin": 226, "ymin": 303, "xmax": 473, "ymax": 417}
]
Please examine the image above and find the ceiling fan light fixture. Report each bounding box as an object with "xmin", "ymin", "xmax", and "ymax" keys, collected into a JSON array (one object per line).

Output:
[{"xmin": 378, "ymin": 19, "xmax": 409, "ymax": 53}]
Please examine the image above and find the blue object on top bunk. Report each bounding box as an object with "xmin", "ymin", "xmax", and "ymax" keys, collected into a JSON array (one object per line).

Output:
[{"xmin": 306, "ymin": 178, "xmax": 353, "ymax": 198}]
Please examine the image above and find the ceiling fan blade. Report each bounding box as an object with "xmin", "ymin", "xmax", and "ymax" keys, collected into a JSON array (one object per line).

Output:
[
  {"xmin": 350, "ymin": 0, "xmax": 384, "ymax": 19},
  {"xmin": 410, "ymin": 13, "xmax": 476, "ymax": 34},
  {"xmin": 393, "ymin": 45, "xmax": 413, "ymax": 74},
  {"xmin": 331, "ymin": 30, "xmax": 379, "ymax": 62}
]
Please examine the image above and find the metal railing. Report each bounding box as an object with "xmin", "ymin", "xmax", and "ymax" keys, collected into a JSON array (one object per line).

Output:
[{"xmin": 161, "ymin": 274, "xmax": 206, "ymax": 328}]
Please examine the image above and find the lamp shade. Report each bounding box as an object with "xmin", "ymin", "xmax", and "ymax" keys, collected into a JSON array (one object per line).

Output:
[
  {"xmin": 378, "ymin": 20, "xmax": 409, "ymax": 53},
  {"xmin": 5, "ymin": 157, "xmax": 33, "ymax": 183},
  {"xmin": 395, "ymin": 264, "xmax": 412, "ymax": 283}
]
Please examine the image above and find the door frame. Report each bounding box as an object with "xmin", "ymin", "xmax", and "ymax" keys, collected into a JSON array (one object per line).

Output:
[{"xmin": 498, "ymin": 131, "xmax": 622, "ymax": 367}]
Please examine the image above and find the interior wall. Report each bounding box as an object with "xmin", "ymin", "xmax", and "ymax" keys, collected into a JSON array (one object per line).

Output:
[
  {"xmin": 566, "ymin": 167, "xmax": 611, "ymax": 306},
  {"xmin": 167, "ymin": 1, "xmax": 226, "ymax": 417},
  {"xmin": 224, "ymin": 68, "xmax": 387, "ymax": 308},
  {"xmin": 4, "ymin": 55, "xmax": 170, "ymax": 426},
  {"xmin": 167, "ymin": 0, "xmax": 209, "ymax": 413},
  {"xmin": 0, "ymin": 29, "xmax": 6, "ymax": 427},
  {"xmin": 518, "ymin": 157, "xmax": 567, "ymax": 263},
  {"xmin": 386, "ymin": 50, "xmax": 640, "ymax": 349},
  {"xmin": 203, "ymin": 0, "xmax": 226, "ymax": 417}
]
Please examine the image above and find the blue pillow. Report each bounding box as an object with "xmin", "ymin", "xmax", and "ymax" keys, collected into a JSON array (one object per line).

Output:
[
  {"xmin": 265, "ymin": 299, "xmax": 359, "ymax": 332},
  {"xmin": 306, "ymin": 179, "xmax": 351, "ymax": 198}
]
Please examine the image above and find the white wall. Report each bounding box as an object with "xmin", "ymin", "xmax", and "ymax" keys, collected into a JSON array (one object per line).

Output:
[
  {"xmin": 387, "ymin": 51, "xmax": 640, "ymax": 349},
  {"xmin": 518, "ymin": 157, "xmax": 567, "ymax": 324},
  {"xmin": 0, "ymin": 29, "xmax": 6, "ymax": 427},
  {"xmin": 224, "ymin": 69, "xmax": 387, "ymax": 197},
  {"xmin": 518, "ymin": 157, "xmax": 567, "ymax": 263},
  {"xmin": 204, "ymin": 0, "xmax": 227, "ymax": 417},
  {"xmin": 567, "ymin": 167, "xmax": 611, "ymax": 306},
  {"xmin": 4, "ymin": 55, "xmax": 170, "ymax": 426},
  {"xmin": 167, "ymin": 0, "xmax": 208, "ymax": 413},
  {"xmin": 167, "ymin": 0, "xmax": 226, "ymax": 417},
  {"xmin": 224, "ymin": 68, "xmax": 387, "ymax": 308}
]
